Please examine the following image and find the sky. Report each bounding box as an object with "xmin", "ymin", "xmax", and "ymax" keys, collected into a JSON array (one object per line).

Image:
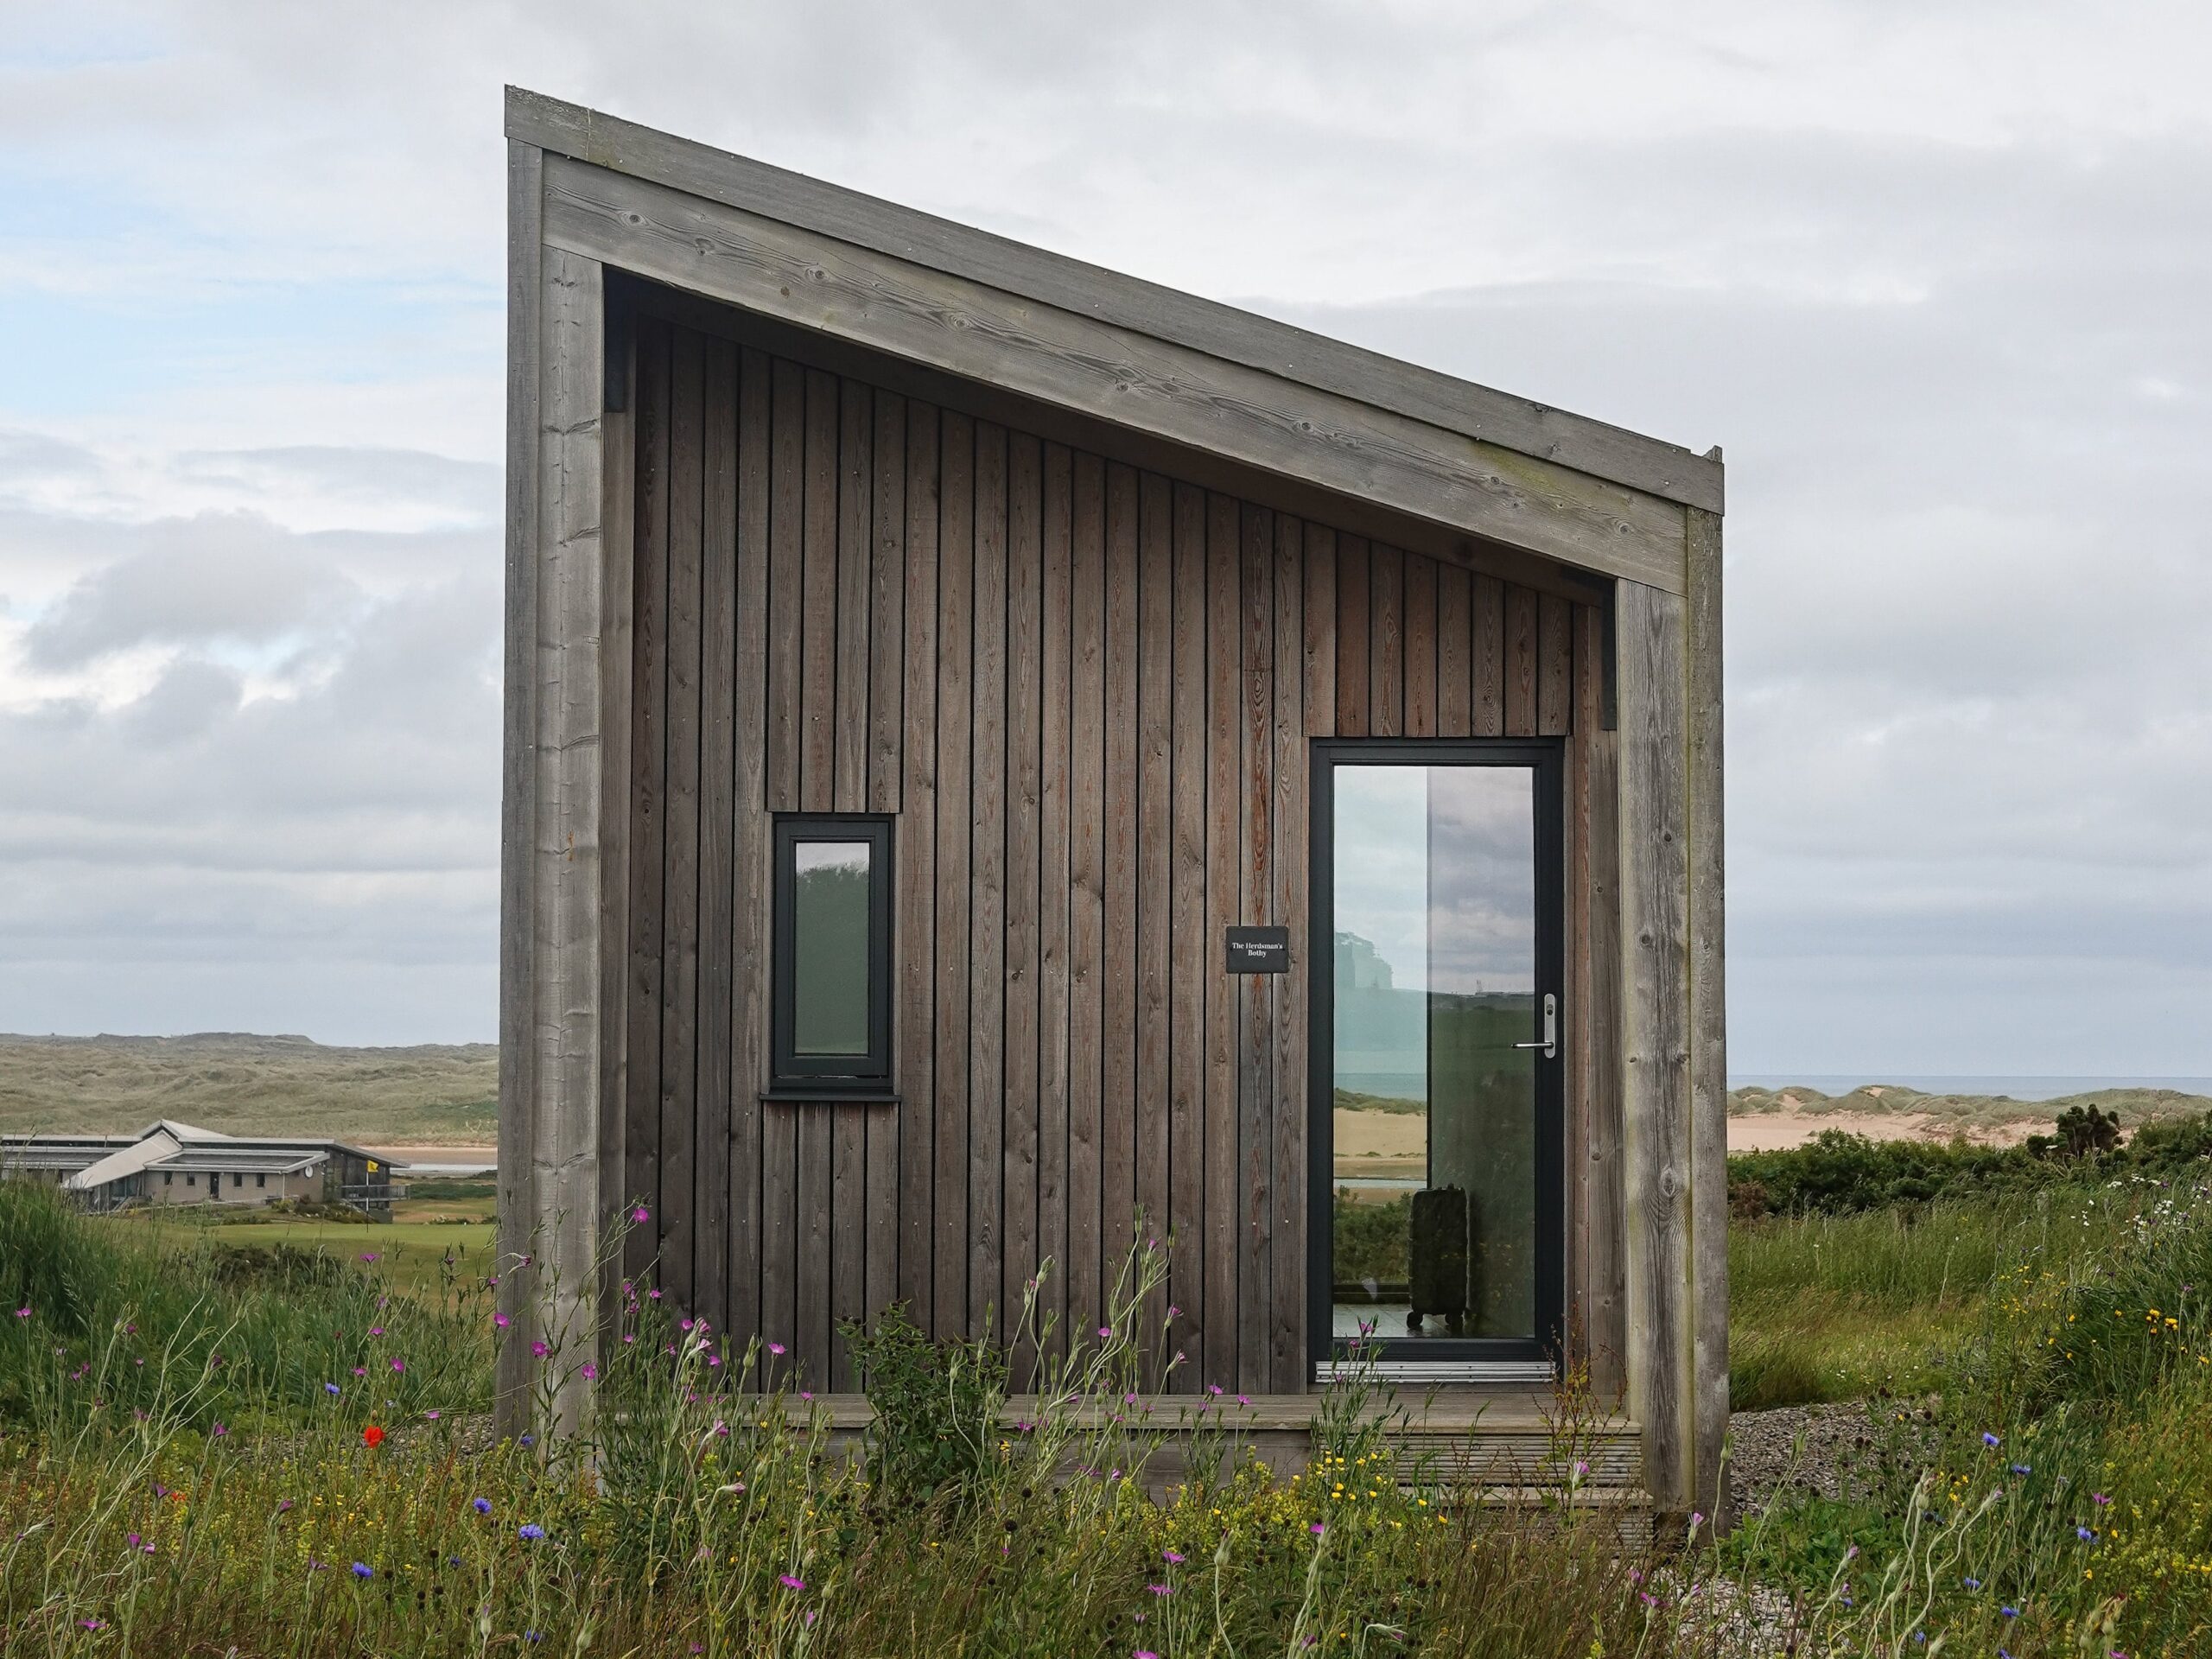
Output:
[{"xmin": 1, "ymin": 2, "xmax": 2208, "ymax": 1075}]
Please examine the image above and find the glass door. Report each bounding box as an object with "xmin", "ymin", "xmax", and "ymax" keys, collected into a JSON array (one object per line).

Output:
[{"xmin": 1309, "ymin": 741, "xmax": 1563, "ymax": 1370}]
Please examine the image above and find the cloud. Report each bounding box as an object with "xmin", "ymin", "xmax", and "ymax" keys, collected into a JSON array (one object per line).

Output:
[
  {"xmin": 21, "ymin": 512, "xmax": 364, "ymax": 669},
  {"xmin": 0, "ymin": 2, "xmax": 2206, "ymax": 1062}
]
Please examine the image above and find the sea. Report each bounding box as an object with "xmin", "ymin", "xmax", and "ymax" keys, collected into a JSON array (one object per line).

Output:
[{"xmin": 1729, "ymin": 1076, "xmax": 2212, "ymax": 1103}]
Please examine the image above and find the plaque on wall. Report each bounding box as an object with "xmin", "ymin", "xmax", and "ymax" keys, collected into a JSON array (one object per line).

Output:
[{"xmin": 1224, "ymin": 925, "xmax": 1290, "ymax": 974}]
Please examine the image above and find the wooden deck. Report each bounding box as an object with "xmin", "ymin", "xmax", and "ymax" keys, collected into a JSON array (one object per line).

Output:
[{"xmin": 779, "ymin": 1389, "xmax": 1649, "ymax": 1541}]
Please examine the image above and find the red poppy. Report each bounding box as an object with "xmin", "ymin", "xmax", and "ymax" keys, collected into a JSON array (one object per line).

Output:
[{"xmin": 362, "ymin": 1425, "xmax": 385, "ymax": 1449}]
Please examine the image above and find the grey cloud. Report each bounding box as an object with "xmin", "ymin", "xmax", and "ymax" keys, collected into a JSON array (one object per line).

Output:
[
  {"xmin": 1, "ymin": 5, "xmax": 2207, "ymax": 1061},
  {"xmin": 22, "ymin": 511, "xmax": 365, "ymax": 668},
  {"xmin": 173, "ymin": 447, "xmax": 499, "ymax": 523}
]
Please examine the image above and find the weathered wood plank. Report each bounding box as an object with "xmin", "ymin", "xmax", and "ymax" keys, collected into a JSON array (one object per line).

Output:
[
  {"xmin": 1333, "ymin": 536, "xmax": 1369, "ymax": 740},
  {"xmin": 765, "ymin": 359, "xmax": 805, "ymax": 810},
  {"xmin": 1135, "ymin": 470, "xmax": 1174, "ymax": 1378},
  {"xmin": 1368, "ymin": 543, "xmax": 1403, "ymax": 738},
  {"xmin": 527, "ymin": 245, "xmax": 605, "ymax": 1438},
  {"xmin": 594, "ymin": 335, "xmax": 634, "ymax": 1363},
  {"xmin": 1236, "ymin": 504, "xmax": 1276, "ymax": 1393},
  {"xmin": 496, "ymin": 138, "xmax": 544, "ymax": 1432},
  {"xmin": 512, "ymin": 88, "xmax": 1725, "ymax": 516},
  {"xmin": 1167, "ymin": 480, "xmax": 1208, "ymax": 1382},
  {"xmin": 1301, "ymin": 524, "xmax": 1335, "ymax": 740},
  {"xmin": 1102, "ymin": 462, "xmax": 1141, "ymax": 1281},
  {"xmin": 1618, "ymin": 578, "xmax": 1691, "ymax": 1514},
  {"xmin": 540, "ymin": 156, "xmax": 1694, "ymax": 590},
  {"xmin": 894, "ymin": 402, "xmax": 940, "ymax": 1326},
  {"xmin": 728, "ymin": 346, "xmax": 772, "ymax": 1366},
  {"xmin": 1268, "ymin": 510, "xmax": 1306, "ymax": 1391},
  {"xmin": 1202, "ymin": 491, "xmax": 1242, "ymax": 1393},
  {"xmin": 1504, "ymin": 583, "xmax": 1539, "ymax": 737},
  {"xmin": 1538, "ymin": 591, "xmax": 1573, "ymax": 737},
  {"xmin": 658, "ymin": 329, "xmax": 704, "ymax": 1319},
  {"xmin": 1035, "ymin": 442, "xmax": 1075, "ymax": 1374},
  {"xmin": 1572, "ymin": 601, "xmax": 1626, "ymax": 1400},
  {"xmin": 830, "ymin": 1102, "xmax": 864, "ymax": 1389},
  {"xmin": 933, "ymin": 410, "xmax": 975, "ymax": 1340},
  {"xmin": 863, "ymin": 391, "xmax": 906, "ymax": 1338},
  {"xmin": 1472, "ymin": 574, "xmax": 1505, "ymax": 738},
  {"xmin": 796, "ymin": 1103, "xmax": 831, "ymax": 1382},
  {"xmin": 969, "ymin": 421, "xmax": 1009, "ymax": 1342},
  {"xmin": 1685, "ymin": 509, "xmax": 1730, "ymax": 1525},
  {"xmin": 1065, "ymin": 452, "xmax": 1108, "ymax": 1344},
  {"xmin": 760, "ymin": 1118, "xmax": 799, "ymax": 1387},
  {"xmin": 801, "ymin": 367, "xmax": 840, "ymax": 810},
  {"xmin": 619, "ymin": 320, "xmax": 668, "ymax": 1303},
  {"xmin": 1003, "ymin": 431, "xmax": 1044, "ymax": 1374},
  {"xmin": 1402, "ymin": 550, "xmax": 1437, "ymax": 738},
  {"xmin": 694, "ymin": 335, "xmax": 737, "ymax": 1338},
  {"xmin": 835, "ymin": 379, "xmax": 873, "ymax": 810},
  {"xmin": 1436, "ymin": 563, "xmax": 1471, "ymax": 737},
  {"xmin": 869, "ymin": 395, "xmax": 907, "ymax": 817}
]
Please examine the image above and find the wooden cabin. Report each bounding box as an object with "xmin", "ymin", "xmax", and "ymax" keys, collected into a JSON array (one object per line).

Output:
[{"xmin": 496, "ymin": 87, "xmax": 1728, "ymax": 1523}]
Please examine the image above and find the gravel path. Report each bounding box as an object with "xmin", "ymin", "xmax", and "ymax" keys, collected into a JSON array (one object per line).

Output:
[{"xmin": 1728, "ymin": 1399, "xmax": 1937, "ymax": 1520}]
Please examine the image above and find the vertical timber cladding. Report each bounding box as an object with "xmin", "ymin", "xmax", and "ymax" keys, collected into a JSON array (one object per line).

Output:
[{"xmin": 620, "ymin": 311, "xmax": 1611, "ymax": 1395}]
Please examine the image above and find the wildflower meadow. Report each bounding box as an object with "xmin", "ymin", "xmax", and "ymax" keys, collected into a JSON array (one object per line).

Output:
[{"xmin": 2, "ymin": 1138, "xmax": 2211, "ymax": 1655}]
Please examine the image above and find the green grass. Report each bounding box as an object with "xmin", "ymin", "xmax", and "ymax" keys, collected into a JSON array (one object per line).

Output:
[
  {"xmin": 104, "ymin": 1205, "xmax": 499, "ymax": 1302},
  {"xmin": 0, "ymin": 1187, "xmax": 1674, "ymax": 1657},
  {"xmin": 10, "ymin": 1158, "xmax": 2212, "ymax": 1653}
]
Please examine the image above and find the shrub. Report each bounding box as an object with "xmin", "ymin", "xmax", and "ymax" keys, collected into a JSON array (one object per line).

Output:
[{"xmin": 840, "ymin": 1300, "xmax": 1007, "ymax": 1505}]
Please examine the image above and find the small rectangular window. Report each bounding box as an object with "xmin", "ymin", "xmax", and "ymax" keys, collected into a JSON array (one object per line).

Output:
[
  {"xmin": 256, "ymin": 1172, "xmax": 266, "ymax": 1188},
  {"xmin": 772, "ymin": 815, "xmax": 893, "ymax": 1095},
  {"xmin": 163, "ymin": 1172, "xmax": 172, "ymax": 1186}
]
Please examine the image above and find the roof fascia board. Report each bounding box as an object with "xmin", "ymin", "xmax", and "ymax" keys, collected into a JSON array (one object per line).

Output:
[
  {"xmin": 505, "ymin": 86, "xmax": 1722, "ymax": 518},
  {"xmin": 618, "ymin": 270, "xmax": 1611, "ymax": 607},
  {"xmin": 543, "ymin": 153, "xmax": 1688, "ymax": 593}
]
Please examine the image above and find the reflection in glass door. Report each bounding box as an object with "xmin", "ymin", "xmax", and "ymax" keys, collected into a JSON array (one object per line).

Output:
[{"xmin": 1313, "ymin": 744, "xmax": 1561, "ymax": 1363}]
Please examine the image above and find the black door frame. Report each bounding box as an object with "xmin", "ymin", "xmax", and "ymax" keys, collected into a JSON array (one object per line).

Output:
[{"xmin": 1306, "ymin": 737, "xmax": 1567, "ymax": 1372}]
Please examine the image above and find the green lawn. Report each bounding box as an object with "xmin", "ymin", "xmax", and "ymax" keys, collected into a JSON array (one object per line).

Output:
[{"xmin": 111, "ymin": 1204, "xmax": 497, "ymax": 1300}]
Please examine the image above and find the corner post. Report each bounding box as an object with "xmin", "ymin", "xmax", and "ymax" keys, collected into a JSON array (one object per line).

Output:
[
  {"xmin": 499, "ymin": 131, "xmax": 607, "ymax": 1445},
  {"xmin": 1684, "ymin": 504, "xmax": 1729, "ymax": 1529},
  {"xmin": 1615, "ymin": 575, "xmax": 1691, "ymax": 1521},
  {"xmin": 1616, "ymin": 495, "xmax": 1729, "ymax": 1533}
]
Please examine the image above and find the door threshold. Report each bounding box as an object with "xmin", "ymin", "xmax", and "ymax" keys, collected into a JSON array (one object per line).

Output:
[{"xmin": 1313, "ymin": 1359, "xmax": 1557, "ymax": 1385}]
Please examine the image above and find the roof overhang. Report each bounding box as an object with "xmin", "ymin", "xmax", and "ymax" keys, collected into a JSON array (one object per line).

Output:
[{"xmin": 505, "ymin": 87, "xmax": 1719, "ymax": 596}]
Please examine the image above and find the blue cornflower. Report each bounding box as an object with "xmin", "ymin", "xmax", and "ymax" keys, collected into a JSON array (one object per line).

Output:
[
  {"xmin": 325, "ymin": 1382, "xmax": 341, "ymax": 1395},
  {"xmin": 474, "ymin": 1497, "xmax": 492, "ymax": 1516},
  {"xmin": 2001, "ymin": 1605, "xmax": 2019, "ymax": 1618},
  {"xmin": 1981, "ymin": 1432, "xmax": 2001, "ymax": 1448},
  {"xmin": 518, "ymin": 1523, "xmax": 545, "ymax": 1541},
  {"xmin": 352, "ymin": 1562, "xmax": 373, "ymax": 1579},
  {"xmin": 1964, "ymin": 1576, "xmax": 1982, "ymax": 1590},
  {"xmin": 2010, "ymin": 1463, "xmax": 2031, "ymax": 1476},
  {"xmin": 2078, "ymin": 1526, "xmax": 2096, "ymax": 1542}
]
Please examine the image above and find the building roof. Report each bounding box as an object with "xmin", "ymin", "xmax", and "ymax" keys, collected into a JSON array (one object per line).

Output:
[
  {"xmin": 8, "ymin": 1123, "xmax": 410, "ymax": 1192},
  {"xmin": 505, "ymin": 87, "xmax": 1721, "ymax": 595}
]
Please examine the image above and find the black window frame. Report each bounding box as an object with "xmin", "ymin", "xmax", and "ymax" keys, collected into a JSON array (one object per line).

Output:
[
  {"xmin": 768, "ymin": 814, "xmax": 896, "ymax": 1099},
  {"xmin": 1306, "ymin": 737, "xmax": 1567, "ymax": 1371}
]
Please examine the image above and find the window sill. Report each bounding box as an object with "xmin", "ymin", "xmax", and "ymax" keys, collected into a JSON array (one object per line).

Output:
[{"xmin": 758, "ymin": 1090, "xmax": 902, "ymax": 1105}]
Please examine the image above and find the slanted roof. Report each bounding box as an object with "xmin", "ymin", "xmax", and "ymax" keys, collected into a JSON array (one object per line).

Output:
[
  {"xmin": 42, "ymin": 1123, "xmax": 406, "ymax": 1191},
  {"xmin": 506, "ymin": 87, "xmax": 1720, "ymax": 595},
  {"xmin": 67, "ymin": 1129, "xmax": 182, "ymax": 1192}
]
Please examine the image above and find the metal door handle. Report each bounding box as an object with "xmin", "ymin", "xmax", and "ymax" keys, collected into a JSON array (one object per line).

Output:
[{"xmin": 1513, "ymin": 993, "xmax": 1557, "ymax": 1060}]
